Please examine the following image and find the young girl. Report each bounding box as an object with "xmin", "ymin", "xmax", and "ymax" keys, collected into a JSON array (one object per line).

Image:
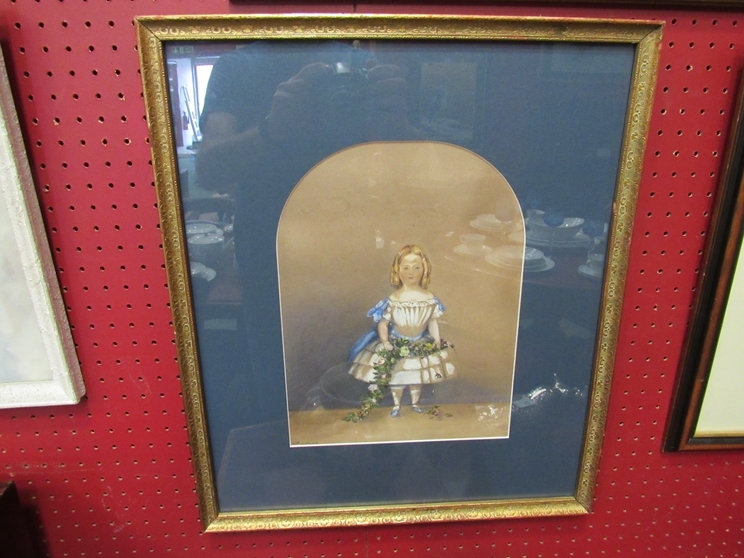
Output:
[{"xmin": 348, "ymin": 245, "xmax": 456, "ymax": 417}]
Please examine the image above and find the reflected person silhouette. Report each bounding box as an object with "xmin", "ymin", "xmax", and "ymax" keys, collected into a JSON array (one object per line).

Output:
[{"xmin": 195, "ymin": 41, "xmax": 413, "ymax": 423}]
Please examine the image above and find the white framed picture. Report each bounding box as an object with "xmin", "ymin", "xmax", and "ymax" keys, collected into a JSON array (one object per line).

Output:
[{"xmin": 0, "ymin": 49, "xmax": 84, "ymax": 408}]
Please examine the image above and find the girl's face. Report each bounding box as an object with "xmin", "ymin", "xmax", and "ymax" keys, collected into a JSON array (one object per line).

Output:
[{"xmin": 399, "ymin": 253, "xmax": 424, "ymax": 287}]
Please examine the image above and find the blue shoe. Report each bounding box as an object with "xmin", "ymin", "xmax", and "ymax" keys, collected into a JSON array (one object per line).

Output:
[
  {"xmin": 390, "ymin": 406, "xmax": 401, "ymax": 418},
  {"xmin": 411, "ymin": 405, "xmax": 425, "ymax": 413}
]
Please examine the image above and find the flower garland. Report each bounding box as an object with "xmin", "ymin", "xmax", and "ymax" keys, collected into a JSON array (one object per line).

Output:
[{"xmin": 343, "ymin": 337, "xmax": 453, "ymax": 422}]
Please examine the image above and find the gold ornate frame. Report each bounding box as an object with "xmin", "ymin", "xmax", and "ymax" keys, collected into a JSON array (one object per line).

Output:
[{"xmin": 137, "ymin": 14, "xmax": 661, "ymax": 531}]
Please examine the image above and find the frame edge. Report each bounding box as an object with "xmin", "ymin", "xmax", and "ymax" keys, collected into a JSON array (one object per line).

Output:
[
  {"xmin": 135, "ymin": 18, "xmax": 222, "ymax": 528},
  {"xmin": 663, "ymin": 70, "xmax": 744, "ymax": 452}
]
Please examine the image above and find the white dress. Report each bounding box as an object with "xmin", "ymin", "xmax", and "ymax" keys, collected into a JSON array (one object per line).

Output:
[{"xmin": 348, "ymin": 297, "xmax": 456, "ymax": 386}]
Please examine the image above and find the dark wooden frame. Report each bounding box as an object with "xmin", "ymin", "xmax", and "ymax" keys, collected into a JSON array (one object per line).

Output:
[{"xmin": 664, "ymin": 72, "xmax": 744, "ymax": 451}]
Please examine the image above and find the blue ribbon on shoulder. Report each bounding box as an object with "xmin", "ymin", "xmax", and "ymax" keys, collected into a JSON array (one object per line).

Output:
[
  {"xmin": 367, "ymin": 298, "xmax": 389, "ymax": 322},
  {"xmin": 348, "ymin": 299, "xmax": 388, "ymax": 361}
]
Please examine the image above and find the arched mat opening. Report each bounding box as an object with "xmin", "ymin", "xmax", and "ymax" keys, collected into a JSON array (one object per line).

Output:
[{"xmin": 277, "ymin": 141, "xmax": 524, "ymax": 446}]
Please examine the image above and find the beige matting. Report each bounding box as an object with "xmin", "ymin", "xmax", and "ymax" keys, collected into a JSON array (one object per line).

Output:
[{"xmin": 288, "ymin": 402, "xmax": 510, "ymax": 446}]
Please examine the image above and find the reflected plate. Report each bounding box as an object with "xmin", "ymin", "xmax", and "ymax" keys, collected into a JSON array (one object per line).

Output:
[
  {"xmin": 454, "ymin": 244, "xmax": 493, "ymax": 257},
  {"xmin": 469, "ymin": 219, "xmax": 505, "ymax": 232},
  {"xmin": 186, "ymin": 221, "xmax": 220, "ymax": 236},
  {"xmin": 526, "ymin": 232, "xmax": 592, "ymax": 249},
  {"xmin": 524, "ymin": 257, "xmax": 555, "ymax": 273},
  {"xmin": 190, "ymin": 261, "xmax": 207, "ymax": 276},
  {"xmin": 578, "ymin": 264, "xmax": 602, "ymax": 280},
  {"xmin": 486, "ymin": 254, "xmax": 555, "ymax": 273}
]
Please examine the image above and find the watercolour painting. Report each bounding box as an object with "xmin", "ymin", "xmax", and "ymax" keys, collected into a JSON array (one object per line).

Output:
[{"xmin": 278, "ymin": 142, "xmax": 522, "ymax": 446}]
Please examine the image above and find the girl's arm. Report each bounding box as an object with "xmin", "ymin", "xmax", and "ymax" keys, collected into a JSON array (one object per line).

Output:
[
  {"xmin": 428, "ymin": 319, "xmax": 441, "ymax": 347},
  {"xmin": 378, "ymin": 319, "xmax": 393, "ymax": 351}
]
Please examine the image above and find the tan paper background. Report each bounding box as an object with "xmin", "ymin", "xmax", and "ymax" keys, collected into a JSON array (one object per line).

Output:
[{"xmin": 277, "ymin": 142, "xmax": 523, "ymax": 414}]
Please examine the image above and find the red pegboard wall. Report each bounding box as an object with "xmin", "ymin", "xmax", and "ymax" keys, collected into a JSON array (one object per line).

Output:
[{"xmin": 0, "ymin": 1, "xmax": 742, "ymax": 557}]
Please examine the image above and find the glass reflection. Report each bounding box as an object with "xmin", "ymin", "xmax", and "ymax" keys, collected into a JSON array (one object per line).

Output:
[{"xmin": 166, "ymin": 39, "xmax": 634, "ymax": 510}]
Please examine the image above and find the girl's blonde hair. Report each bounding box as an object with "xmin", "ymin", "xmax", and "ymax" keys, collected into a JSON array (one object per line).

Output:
[{"xmin": 390, "ymin": 245, "xmax": 431, "ymax": 288}]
